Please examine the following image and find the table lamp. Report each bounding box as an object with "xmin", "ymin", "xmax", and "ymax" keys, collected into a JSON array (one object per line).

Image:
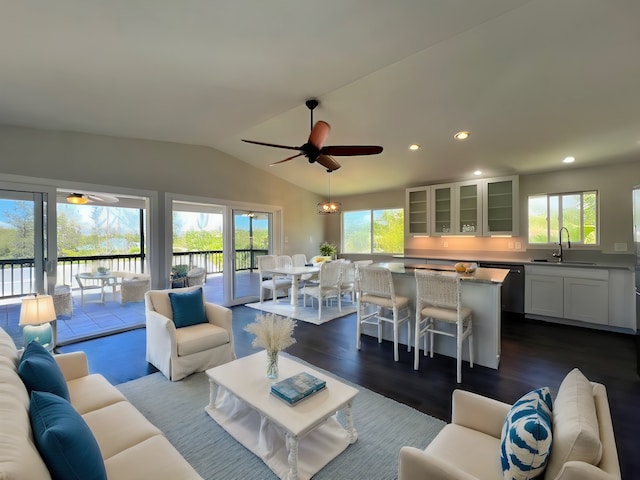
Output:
[{"xmin": 19, "ymin": 294, "xmax": 57, "ymax": 351}]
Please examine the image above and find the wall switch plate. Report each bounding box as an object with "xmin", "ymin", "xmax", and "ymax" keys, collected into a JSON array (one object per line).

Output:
[
  {"xmin": 443, "ymin": 241, "xmax": 448, "ymax": 248},
  {"xmin": 515, "ymin": 241, "xmax": 522, "ymax": 249},
  {"xmin": 508, "ymin": 241, "xmax": 514, "ymax": 249}
]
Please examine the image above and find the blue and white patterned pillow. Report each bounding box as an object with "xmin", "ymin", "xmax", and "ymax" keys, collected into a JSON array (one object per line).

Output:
[{"xmin": 500, "ymin": 387, "xmax": 553, "ymax": 480}]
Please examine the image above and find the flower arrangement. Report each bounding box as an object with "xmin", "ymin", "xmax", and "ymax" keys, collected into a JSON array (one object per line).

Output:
[
  {"xmin": 244, "ymin": 313, "xmax": 297, "ymax": 378},
  {"xmin": 319, "ymin": 241, "xmax": 337, "ymax": 258}
]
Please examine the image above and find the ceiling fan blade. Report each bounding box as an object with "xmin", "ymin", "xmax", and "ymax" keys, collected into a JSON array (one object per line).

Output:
[
  {"xmin": 316, "ymin": 155, "xmax": 341, "ymax": 172},
  {"xmin": 308, "ymin": 121, "xmax": 331, "ymax": 149},
  {"xmin": 87, "ymin": 193, "xmax": 119, "ymax": 204},
  {"xmin": 269, "ymin": 153, "xmax": 303, "ymax": 166},
  {"xmin": 242, "ymin": 139, "xmax": 301, "ymax": 152},
  {"xmin": 321, "ymin": 145, "xmax": 383, "ymax": 156}
]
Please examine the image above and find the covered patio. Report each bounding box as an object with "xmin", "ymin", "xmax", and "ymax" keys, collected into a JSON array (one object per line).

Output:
[{"xmin": 0, "ymin": 271, "xmax": 259, "ymax": 349}]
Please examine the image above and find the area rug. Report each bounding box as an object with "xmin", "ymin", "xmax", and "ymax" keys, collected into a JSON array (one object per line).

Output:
[
  {"xmin": 117, "ymin": 358, "xmax": 445, "ymax": 480},
  {"xmin": 245, "ymin": 300, "xmax": 356, "ymax": 325}
]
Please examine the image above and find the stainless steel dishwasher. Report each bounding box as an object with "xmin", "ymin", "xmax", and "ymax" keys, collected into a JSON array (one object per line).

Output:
[{"xmin": 478, "ymin": 263, "xmax": 524, "ymax": 314}]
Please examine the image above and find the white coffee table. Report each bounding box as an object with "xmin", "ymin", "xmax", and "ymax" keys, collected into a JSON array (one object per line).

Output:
[{"xmin": 205, "ymin": 351, "xmax": 358, "ymax": 480}]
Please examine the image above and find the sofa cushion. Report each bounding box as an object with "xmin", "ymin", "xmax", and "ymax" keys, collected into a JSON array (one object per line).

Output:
[
  {"xmin": 169, "ymin": 287, "xmax": 207, "ymax": 328},
  {"xmin": 500, "ymin": 387, "xmax": 553, "ymax": 480},
  {"xmin": 66, "ymin": 373, "xmax": 128, "ymax": 415},
  {"xmin": 30, "ymin": 391, "xmax": 107, "ymax": 480},
  {"xmin": 545, "ymin": 368, "xmax": 602, "ymax": 479},
  {"xmin": 18, "ymin": 341, "xmax": 70, "ymax": 400}
]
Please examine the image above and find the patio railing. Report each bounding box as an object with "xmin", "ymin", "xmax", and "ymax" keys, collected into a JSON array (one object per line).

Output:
[{"xmin": 0, "ymin": 248, "xmax": 268, "ymax": 298}]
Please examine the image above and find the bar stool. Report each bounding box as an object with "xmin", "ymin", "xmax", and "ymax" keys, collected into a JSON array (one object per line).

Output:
[
  {"xmin": 414, "ymin": 269, "xmax": 473, "ymax": 383},
  {"xmin": 356, "ymin": 265, "xmax": 411, "ymax": 362}
]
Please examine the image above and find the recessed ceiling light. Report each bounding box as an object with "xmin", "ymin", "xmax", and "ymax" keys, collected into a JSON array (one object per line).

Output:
[
  {"xmin": 563, "ymin": 156, "xmax": 575, "ymax": 164},
  {"xmin": 454, "ymin": 131, "xmax": 470, "ymax": 140},
  {"xmin": 409, "ymin": 144, "xmax": 420, "ymax": 151},
  {"xmin": 473, "ymin": 170, "xmax": 482, "ymax": 176}
]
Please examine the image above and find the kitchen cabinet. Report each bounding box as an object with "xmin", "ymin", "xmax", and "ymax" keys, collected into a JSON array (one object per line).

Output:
[
  {"xmin": 525, "ymin": 266, "xmax": 609, "ymax": 325},
  {"xmin": 405, "ymin": 186, "xmax": 430, "ymax": 235},
  {"xmin": 429, "ymin": 181, "xmax": 482, "ymax": 235},
  {"xmin": 482, "ymin": 175, "xmax": 519, "ymax": 236},
  {"xmin": 406, "ymin": 175, "xmax": 517, "ymax": 237}
]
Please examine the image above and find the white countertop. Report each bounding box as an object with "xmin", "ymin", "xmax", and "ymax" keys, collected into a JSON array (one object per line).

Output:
[{"xmin": 374, "ymin": 262, "xmax": 510, "ymax": 284}]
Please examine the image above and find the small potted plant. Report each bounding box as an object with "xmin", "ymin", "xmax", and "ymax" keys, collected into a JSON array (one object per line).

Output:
[{"xmin": 319, "ymin": 242, "xmax": 337, "ymax": 260}]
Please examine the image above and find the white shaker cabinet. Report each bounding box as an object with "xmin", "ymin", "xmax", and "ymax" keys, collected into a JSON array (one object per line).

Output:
[{"xmin": 525, "ymin": 266, "xmax": 609, "ymax": 325}]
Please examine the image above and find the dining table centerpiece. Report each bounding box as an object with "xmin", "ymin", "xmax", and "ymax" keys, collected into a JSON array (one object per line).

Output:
[{"xmin": 244, "ymin": 313, "xmax": 297, "ymax": 379}]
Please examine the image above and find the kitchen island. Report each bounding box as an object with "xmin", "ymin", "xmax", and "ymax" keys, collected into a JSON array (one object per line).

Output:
[{"xmin": 360, "ymin": 263, "xmax": 509, "ymax": 369}]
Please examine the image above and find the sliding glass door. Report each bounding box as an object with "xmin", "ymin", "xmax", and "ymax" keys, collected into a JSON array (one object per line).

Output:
[
  {"xmin": 231, "ymin": 210, "xmax": 271, "ymax": 303},
  {"xmin": 0, "ymin": 187, "xmax": 53, "ymax": 299}
]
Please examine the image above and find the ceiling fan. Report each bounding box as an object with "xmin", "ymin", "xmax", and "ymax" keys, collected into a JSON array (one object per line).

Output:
[
  {"xmin": 61, "ymin": 192, "xmax": 119, "ymax": 205},
  {"xmin": 241, "ymin": 99, "xmax": 383, "ymax": 172}
]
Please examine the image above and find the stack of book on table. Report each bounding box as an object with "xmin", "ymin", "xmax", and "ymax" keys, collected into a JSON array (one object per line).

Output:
[{"xmin": 271, "ymin": 372, "xmax": 327, "ymax": 405}]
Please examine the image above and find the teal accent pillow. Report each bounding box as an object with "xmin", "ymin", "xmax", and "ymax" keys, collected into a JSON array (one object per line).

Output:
[
  {"xmin": 168, "ymin": 287, "xmax": 207, "ymax": 328},
  {"xmin": 30, "ymin": 391, "xmax": 107, "ymax": 480},
  {"xmin": 18, "ymin": 341, "xmax": 70, "ymax": 401},
  {"xmin": 500, "ymin": 387, "xmax": 553, "ymax": 480}
]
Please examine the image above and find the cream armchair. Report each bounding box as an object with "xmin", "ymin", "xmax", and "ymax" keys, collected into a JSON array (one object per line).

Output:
[
  {"xmin": 145, "ymin": 286, "xmax": 236, "ymax": 381},
  {"xmin": 399, "ymin": 369, "xmax": 621, "ymax": 480}
]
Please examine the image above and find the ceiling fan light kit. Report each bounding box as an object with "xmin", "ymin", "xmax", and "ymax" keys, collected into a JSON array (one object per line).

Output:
[
  {"xmin": 66, "ymin": 193, "xmax": 89, "ymax": 205},
  {"xmin": 242, "ymin": 98, "xmax": 383, "ymax": 172}
]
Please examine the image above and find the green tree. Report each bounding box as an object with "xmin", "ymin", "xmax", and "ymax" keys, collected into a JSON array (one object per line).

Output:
[{"xmin": 4, "ymin": 202, "xmax": 34, "ymax": 259}]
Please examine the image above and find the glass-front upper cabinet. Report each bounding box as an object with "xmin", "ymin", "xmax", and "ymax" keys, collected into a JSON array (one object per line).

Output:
[
  {"xmin": 430, "ymin": 181, "xmax": 482, "ymax": 235},
  {"xmin": 457, "ymin": 181, "xmax": 482, "ymax": 234},
  {"xmin": 405, "ymin": 186, "xmax": 430, "ymax": 235},
  {"xmin": 430, "ymin": 183, "xmax": 454, "ymax": 235},
  {"xmin": 482, "ymin": 175, "xmax": 519, "ymax": 235}
]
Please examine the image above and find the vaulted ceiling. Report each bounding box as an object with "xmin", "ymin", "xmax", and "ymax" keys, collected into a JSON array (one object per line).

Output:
[{"xmin": 1, "ymin": 1, "xmax": 639, "ymax": 196}]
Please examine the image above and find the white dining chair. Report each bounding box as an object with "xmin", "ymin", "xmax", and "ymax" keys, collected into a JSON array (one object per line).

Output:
[
  {"xmin": 257, "ymin": 255, "xmax": 292, "ymax": 303},
  {"xmin": 302, "ymin": 261, "xmax": 342, "ymax": 319}
]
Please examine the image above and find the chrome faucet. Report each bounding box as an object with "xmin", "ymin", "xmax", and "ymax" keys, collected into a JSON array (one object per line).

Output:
[{"xmin": 552, "ymin": 227, "xmax": 571, "ymax": 262}]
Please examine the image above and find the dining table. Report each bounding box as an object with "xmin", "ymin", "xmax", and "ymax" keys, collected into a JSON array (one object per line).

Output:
[
  {"xmin": 77, "ymin": 271, "xmax": 120, "ymax": 303},
  {"xmin": 260, "ymin": 265, "xmax": 320, "ymax": 310}
]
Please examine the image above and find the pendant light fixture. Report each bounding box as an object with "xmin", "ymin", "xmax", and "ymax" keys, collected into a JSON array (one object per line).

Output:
[{"xmin": 317, "ymin": 172, "xmax": 341, "ymax": 215}]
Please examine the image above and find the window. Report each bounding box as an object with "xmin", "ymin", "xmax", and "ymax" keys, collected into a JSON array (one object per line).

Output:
[
  {"xmin": 342, "ymin": 208, "xmax": 404, "ymax": 254},
  {"xmin": 528, "ymin": 191, "xmax": 598, "ymax": 244}
]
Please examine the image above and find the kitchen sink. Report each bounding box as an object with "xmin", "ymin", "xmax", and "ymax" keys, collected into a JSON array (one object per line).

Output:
[{"xmin": 530, "ymin": 259, "xmax": 596, "ymax": 265}]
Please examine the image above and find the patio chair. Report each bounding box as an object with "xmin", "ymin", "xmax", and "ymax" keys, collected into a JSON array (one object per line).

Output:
[
  {"xmin": 52, "ymin": 285, "xmax": 73, "ymax": 317},
  {"xmin": 75, "ymin": 274, "xmax": 106, "ymax": 305},
  {"xmin": 186, "ymin": 267, "xmax": 206, "ymax": 287},
  {"xmin": 120, "ymin": 274, "xmax": 151, "ymax": 304}
]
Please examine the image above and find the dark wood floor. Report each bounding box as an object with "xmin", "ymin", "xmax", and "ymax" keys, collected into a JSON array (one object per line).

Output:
[{"xmin": 58, "ymin": 306, "xmax": 640, "ymax": 479}]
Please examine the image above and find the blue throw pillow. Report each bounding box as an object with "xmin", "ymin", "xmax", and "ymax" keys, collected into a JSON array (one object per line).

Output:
[
  {"xmin": 30, "ymin": 391, "xmax": 107, "ymax": 480},
  {"xmin": 500, "ymin": 387, "xmax": 553, "ymax": 480},
  {"xmin": 18, "ymin": 341, "xmax": 70, "ymax": 401},
  {"xmin": 168, "ymin": 287, "xmax": 207, "ymax": 328}
]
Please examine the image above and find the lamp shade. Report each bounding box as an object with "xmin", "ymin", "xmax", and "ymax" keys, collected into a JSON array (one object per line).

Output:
[{"xmin": 19, "ymin": 295, "xmax": 57, "ymax": 326}]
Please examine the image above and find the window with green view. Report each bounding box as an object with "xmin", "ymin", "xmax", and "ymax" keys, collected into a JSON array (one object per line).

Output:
[
  {"xmin": 528, "ymin": 191, "xmax": 598, "ymax": 244},
  {"xmin": 342, "ymin": 208, "xmax": 404, "ymax": 254}
]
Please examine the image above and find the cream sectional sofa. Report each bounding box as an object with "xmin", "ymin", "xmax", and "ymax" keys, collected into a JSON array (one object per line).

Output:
[{"xmin": 0, "ymin": 327, "xmax": 202, "ymax": 479}]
